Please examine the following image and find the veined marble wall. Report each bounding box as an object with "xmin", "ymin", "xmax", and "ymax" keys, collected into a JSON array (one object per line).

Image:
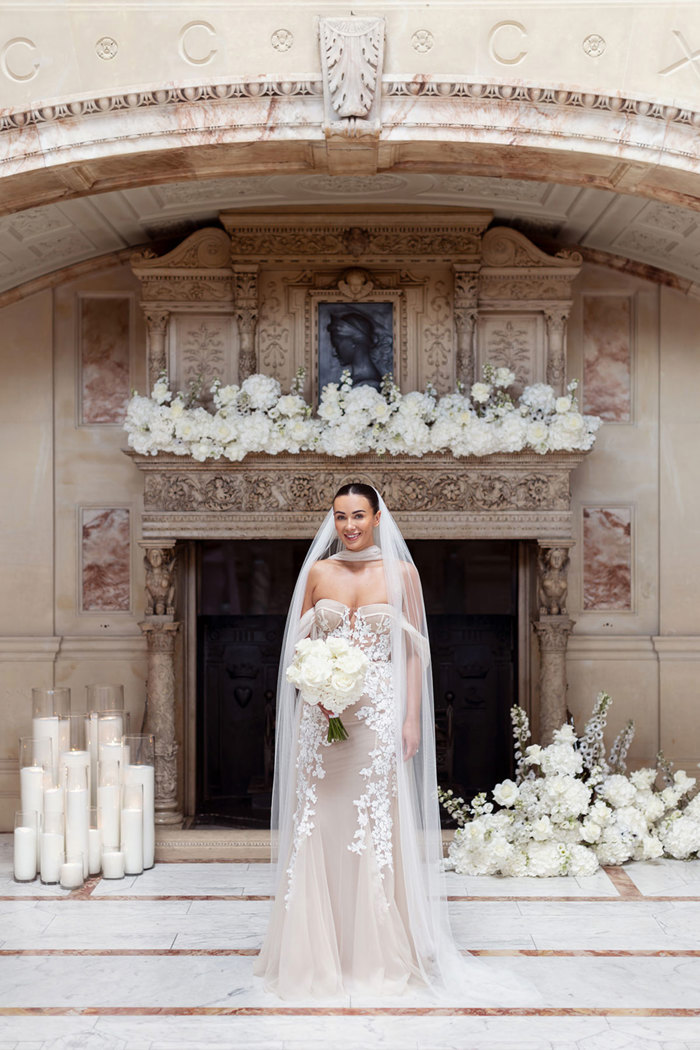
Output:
[{"xmin": 2, "ymin": 253, "xmax": 700, "ymax": 827}]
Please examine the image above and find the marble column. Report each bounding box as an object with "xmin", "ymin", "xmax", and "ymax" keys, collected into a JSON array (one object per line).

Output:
[
  {"xmin": 233, "ymin": 265, "xmax": 259, "ymax": 380},
  {"xmin": 453, "ymin": 265, "xmax": 479, "ymax": 390},
  {"xmin": 533, "ymin": 541, "xmax": 575, "ymax": 744},
  {"xmin": 545, "ymin": 308, "xmax": 570, "ymax": 396},
  {"xmin": 138, "ymin": 541, "xmax": 182, "ymax": 825},
  {"xmin": 142, "ymin": 308, "xmax": 171, "ymax": 391}
]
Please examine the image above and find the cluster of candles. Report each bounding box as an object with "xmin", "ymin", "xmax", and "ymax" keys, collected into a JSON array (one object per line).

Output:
[{"xmin": 14, "ymin": 686, "xmax": 156, "ymax": 888}]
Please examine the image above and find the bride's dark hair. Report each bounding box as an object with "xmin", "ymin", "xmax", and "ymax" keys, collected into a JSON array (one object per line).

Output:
[{"xmin": 333, "ymin": 482, "xmax": 379, "ymax": 514}]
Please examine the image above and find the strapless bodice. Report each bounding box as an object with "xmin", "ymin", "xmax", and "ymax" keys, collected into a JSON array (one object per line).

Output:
[{"xmin": 313, "ymin": 598, "xmax": 392, "ymax": 661}]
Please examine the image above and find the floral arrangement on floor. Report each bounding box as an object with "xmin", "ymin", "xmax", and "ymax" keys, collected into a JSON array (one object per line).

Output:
[
  {"xmin": 123, "ymin": 364, "xmax": 601, "ymax": 462},
  {"xmin": 439, "ymin": 692, "xmax": 700, "ymax": 877}
]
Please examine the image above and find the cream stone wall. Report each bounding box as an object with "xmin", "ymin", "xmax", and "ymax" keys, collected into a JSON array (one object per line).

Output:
[
  {"xmin": 0, "ymin": 263, "xmax": 149, "ymax": 830},
  {"xmin": 2, "ymin": 250, "xmax": 700, "ymax": 828}
]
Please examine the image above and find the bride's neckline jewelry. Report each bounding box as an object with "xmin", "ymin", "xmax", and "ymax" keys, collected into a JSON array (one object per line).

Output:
[{"xmin": 331, "ymin": 544, "xmax": 382, "ymax": 562}]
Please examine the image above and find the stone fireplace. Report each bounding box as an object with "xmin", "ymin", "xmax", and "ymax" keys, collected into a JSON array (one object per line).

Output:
[{"xmin": 126, "ymin": 212, "xmax": 588, "ymax": 829}]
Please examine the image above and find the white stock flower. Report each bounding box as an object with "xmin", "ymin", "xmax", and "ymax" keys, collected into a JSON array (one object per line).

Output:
[
  {"xmin": 493, "ymin": 779, "xmax": 519, "ymax": 807},
  {"xmin": 552, "ymin": 724, "xmax": 577, "ymax": 745},
  {"xmin": 151, "ymin": 379, "xmax": 172, "ymax": 405}
]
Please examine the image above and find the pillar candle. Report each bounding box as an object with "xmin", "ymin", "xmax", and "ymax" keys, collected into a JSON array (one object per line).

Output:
[
  {"xmin": 121, "ymin": 806, "xmax": 143, "ymax": 875},
  {"xmin": 88, "ymin": 827, "xmax": 101, "ymax": 875},
  {"xmin": 97, "ymin": 784, "xmax": 121, "ymax": 850},
  {"xmin": 59, "ymin": 860, "xmax": 83, "ymax": 889},
  {"xmin": 20, "ymin": 765, "xmax": 44, "ymax": 861},
  {"xmin": 65, "ymin": 786, "xmax": 89, "ymax": 878},
  {"xmin": 13, "ymin": 826, "xmax": 37, "ymax": 881},
  {"xmin": 98, "ymin": 713, "xmax": 124, "ymax": 745},
  {"xmin": 43, "ymin": 787, "xmax": 64, "ymax": 816},
  {"xmin": 84, "ymin": 714, "xmax": 99, "ymax": 808},
  {"xmin": 40, "ymin": 832, "xmax": 64, "ymax": 884},
  {"xmin": 124, "ymin": 764, "xmax": 155, "ymax": 869},
  {"xmin": 32, "ymin": 716, "xmax": 59, "ymax": 783},
  {"xmin": 101, "ymin": 849, "xmax": 125, "ymax": 879}
]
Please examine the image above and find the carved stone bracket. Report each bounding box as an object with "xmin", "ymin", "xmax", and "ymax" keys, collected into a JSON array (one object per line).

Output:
[
  {"xmin": 533, "ymin": 616, "xmax": 575, "ymax": 746},
  {"xmin": 537, "ymin": 541, "xmax": 573, "ymax": 617},
  {"xmin": 319, "ymin": 16, "xmax": 385, "ymax": 141},
  {"xmin": 140, "ymin": 542, "xmax": 177, "ymax": 617},
  {"xmin": 233, "ymin": 264, "xmax": 260, "ymax": 380}
]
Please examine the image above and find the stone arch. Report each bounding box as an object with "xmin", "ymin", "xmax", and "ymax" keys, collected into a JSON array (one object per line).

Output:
[{"xmin": 1, "ymin": 77, "xmax": 699, "ymax": 218}]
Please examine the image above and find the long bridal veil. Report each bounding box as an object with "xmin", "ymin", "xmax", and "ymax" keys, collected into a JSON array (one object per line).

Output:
[{"xmin": 270, "ymin": 489, "xmax": 465, "ymax": 992}]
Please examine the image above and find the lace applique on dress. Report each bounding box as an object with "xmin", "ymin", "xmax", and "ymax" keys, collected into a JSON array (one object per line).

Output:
[{"xmin": 286, "ymin": 601, "xmax": 398, "ymax": 906}]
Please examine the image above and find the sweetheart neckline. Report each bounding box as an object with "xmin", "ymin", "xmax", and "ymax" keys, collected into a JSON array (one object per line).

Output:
[{"xmin": 314, "ymin": 597, "xmax": 392, "ymax": 615}]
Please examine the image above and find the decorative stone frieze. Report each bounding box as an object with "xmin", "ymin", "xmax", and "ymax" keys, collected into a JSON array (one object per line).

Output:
[{"xmin": 126, "ymin": 450, "xmax": 587, "ymax": 542}]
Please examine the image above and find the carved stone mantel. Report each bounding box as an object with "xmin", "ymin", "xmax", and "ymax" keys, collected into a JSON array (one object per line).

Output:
[{"xmin": 124, "ymin": 449, "xmax": 588, "ymax": 542}]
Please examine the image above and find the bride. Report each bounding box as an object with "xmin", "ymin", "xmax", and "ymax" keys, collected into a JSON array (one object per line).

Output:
[{"xmin": 254, "ymin": 482, "xmax": 464, "ymax": 998}]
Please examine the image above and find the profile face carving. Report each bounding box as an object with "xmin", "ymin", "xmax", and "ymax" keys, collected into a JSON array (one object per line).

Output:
[{"xmin": 327, "ymin": 311, "xmax": 376, "ymax": 365}]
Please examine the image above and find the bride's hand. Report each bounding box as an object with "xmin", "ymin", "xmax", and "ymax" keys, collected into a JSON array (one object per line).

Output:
[{"xmin": 402, "ymin": 718, "xmax": 420, "ymax": 761}]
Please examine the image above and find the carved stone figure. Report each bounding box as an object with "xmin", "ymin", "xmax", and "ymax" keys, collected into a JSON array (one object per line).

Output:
[
  {"xmin": 144, "ymin": 546, "xmax": 176, "ymax": 617},
  {"xmin": 538, "ymin": 546, "xmax": 570, "ymax": 615}
]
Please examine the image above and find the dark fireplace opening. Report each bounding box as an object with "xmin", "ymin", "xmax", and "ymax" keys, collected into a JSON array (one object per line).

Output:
[{"xmin": 195, "ymin": 539, "xmax": 518, "ymax": 828}]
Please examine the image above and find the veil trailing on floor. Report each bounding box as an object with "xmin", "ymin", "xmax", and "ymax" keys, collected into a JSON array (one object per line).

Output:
[{"xmin": 269, "ymin": 488, "xmax": 464, "ymax": 991}]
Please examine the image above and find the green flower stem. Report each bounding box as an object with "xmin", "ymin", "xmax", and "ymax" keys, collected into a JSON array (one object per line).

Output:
[{"xmin": 327, "ymin": 716, "xmax": 348, "ymax": 743}]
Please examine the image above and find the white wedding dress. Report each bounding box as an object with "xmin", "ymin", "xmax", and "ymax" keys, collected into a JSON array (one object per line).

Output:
[{"xmin": 254, "ymin": 597, "xmax": 425, "ymax": 998}]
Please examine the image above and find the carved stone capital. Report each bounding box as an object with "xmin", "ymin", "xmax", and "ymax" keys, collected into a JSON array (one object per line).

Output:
[
  {"xmin": 545, "ymin": 307, "xmax": 571, "ymax": 394},
  {"xmin": 138, "ymin": 618, "xmax": 180, "ymax": 651},
  {"xmin": 533, "ymin": 615, "xmax": 574, "ymax": 652}
]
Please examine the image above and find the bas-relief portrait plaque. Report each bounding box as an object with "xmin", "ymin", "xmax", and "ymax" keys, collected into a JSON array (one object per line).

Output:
[{"xmin": 317, "ymin": 301, "xmax": 394, "ymax": 393}]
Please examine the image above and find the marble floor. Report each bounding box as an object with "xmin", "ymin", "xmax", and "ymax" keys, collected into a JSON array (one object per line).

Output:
[{"xmin": 1, "ymin": 837, "xmax": 700, "ymax": 1049}]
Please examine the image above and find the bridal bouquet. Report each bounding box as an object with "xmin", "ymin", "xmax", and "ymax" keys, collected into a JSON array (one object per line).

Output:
[{"xmin": 286, "ymin": 636, "xmax": 369, "ymax": 742}]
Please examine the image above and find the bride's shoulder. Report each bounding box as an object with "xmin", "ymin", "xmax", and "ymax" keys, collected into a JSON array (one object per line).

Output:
[{"xmin": 308, "ymin": 558, "xmax": 336, "ymax": 582}]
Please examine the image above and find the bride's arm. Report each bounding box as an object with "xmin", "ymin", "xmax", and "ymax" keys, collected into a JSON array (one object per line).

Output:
[
  {"xmin": 401, "ymin": 561, "xmax": 423, "ymax": 761},
  {"xmin": 300, "ymin": 561, "xmax": 322, "ymax": 617}
]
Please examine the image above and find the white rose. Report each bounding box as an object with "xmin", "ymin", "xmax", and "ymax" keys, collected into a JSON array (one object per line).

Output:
[
  {"xmin": 555, "ymin": 396, "xmax": 572, "ymax": 413},
  {"xmin": 329, "ymin": 669, "xmax": 360, "ymax": 706},
  {"xmin": 531, "ymin": 815, "xmax": 553, "ymax": 841},
  {"xmin": 299, "ymin": 653, "xmax": 333, "ymax": 691},
  {"xmin": 493, "ymin": 779, "xmax": 519, "ymax": 807},
  {"xmin": 326, "ymin": 637, "xmax": 351, "ymax": 658},
  {"xmin": 494, "ymin": 367, "xmax": 516, "ymax": 388},
  {"xmin": 470, "ymin": 382, "xmax": 492, "ymax": 404},
  {"xmin": 581, "ymin": 819, "xmax": 602, "ymax": 843},
  {"xmin": 526, "ymin": 421, "xmax": 549, "ymax": 448},
  {"xmin": 335, "ymin": 649, "xmax": 368, "ymax": 677}
]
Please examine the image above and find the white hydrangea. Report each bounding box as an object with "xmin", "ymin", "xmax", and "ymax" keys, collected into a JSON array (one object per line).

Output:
[
  {"xmin": 240, "ymin": 374, "xmax": 281, "ymax": 411},
  {"xmin": 599, "ymin": 775, "xmax": 637, "ymax": 809},
  {"xmin": 520, "ymin": 383, "xmax": 556, "ymax": 416},
  {"xmin": 540, "ymin": 743, "xmax": 584, "ymax": 778}
]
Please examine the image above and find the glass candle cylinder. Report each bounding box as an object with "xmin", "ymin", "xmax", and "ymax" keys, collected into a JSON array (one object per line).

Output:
[
  {"xmin": 13, "ymin": 811, "xmax": 38, "ymax": 882},
  {"xmin": 88, "ymin": 807, "xmax": 101, "ymax": 875},
  {"xmin": 86, "ymin": 684, "xmax": 125, "ymax": 713},
  {"xmin": 84, "ymin": 712, "xmax": 99, "ymax": 808},
  {"xmin": 59, "ymin": 852, "xmax": 84, "ymax": 889},
  {"xmin": 101, "ymin": 849, "xmax": 125, "ymax": 879},
  {"xmin": 123, "ymin": 734, "xmax": 155, "ymax": 870},
  {"xmin": 64, "ymin": 764, "xmax": 89, "ymax": 879},
  {"xmin": 121, "ymin": 780, "xmax": 144, "ymax": 875},
  {"xmin": 98, "ymin": 710, "xmax": 130, "ymax": 770},
  {"xmin": 40, "ymin": 810, "xmax": 64, "ymax": 884},
  {"xmin": 32, "ymin": 687, "xmax": 71, "ymax": 718},
  {"xmin": 19, "ymin": 736, "xmax": 52, "ymax": 865},
  {"xmin": 97, "ymin": 758, "xmax": 121, "ymax": 851}
]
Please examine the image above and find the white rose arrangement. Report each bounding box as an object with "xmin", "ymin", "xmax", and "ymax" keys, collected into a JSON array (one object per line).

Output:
[
  {"xmin": 124, "ymin": 363, "xmax": 601, "ymax": 461},
  {"xmin": 285, "ymin": 636, "xmax": 369, "ymax": 743},
  {"xmin": 440, "ymin": 691, "xmax": 700, "ymax": 877}
]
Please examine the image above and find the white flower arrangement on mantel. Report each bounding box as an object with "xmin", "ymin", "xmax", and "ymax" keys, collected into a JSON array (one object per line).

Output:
[
  {"xmin": 440, "ymin": 693, "xmax": 700, "ymax": 878},
  {"xmin": 124, "ymin": 365, "xmax": 601, "ymax": 462}
]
